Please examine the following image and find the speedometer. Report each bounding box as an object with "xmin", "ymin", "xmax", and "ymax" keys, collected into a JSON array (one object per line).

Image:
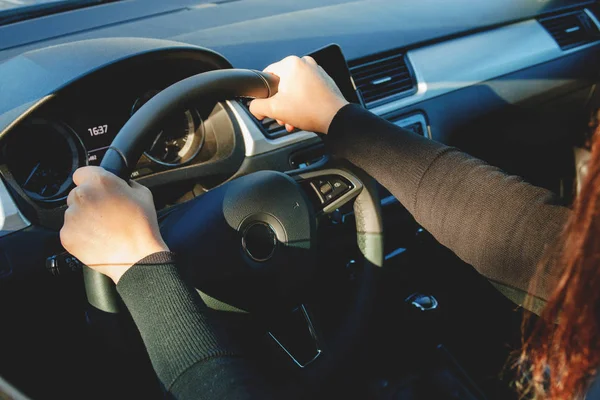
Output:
[
  {"xmin": 3, "ymin": 119, "xmax": 86, "ymax": 202},
  {"xmin": 132, "ymin": 90, "xmax": 205, "ymax": 167}
]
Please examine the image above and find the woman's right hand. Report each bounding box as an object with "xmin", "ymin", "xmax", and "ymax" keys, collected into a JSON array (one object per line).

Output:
[{"xmin": 249, "ymin": 56, "xmax": 349, "ymax": 134}]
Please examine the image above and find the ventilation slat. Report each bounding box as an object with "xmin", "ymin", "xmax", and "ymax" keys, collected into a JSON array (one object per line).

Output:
[
  {"xmin": 360, "ymin": 78, "xmax": 414, "ymax": 93},
  {"xmin": 539, "ymin": 10, "xmax": 599, "ymax": 51},
  {"xmin": 352, "ymin": 68, "xmax": 410, "ymax": 83},
  {"xmin": 239, "ymin": 101, "xmax": 295, "ymax": 139},
  {"xmin": 349, "ymin": 50, "xmax": 417, "ymax": 108},
  {"xmin": 353, "ymin": 67, "xmax": 410, "ymax": 84},
  {"xmin": 350, "ymin": 60, "xmax": 408, "ymax": 75}
]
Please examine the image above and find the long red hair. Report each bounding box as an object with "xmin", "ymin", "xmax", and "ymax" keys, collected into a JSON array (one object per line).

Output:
[{"xmin": 517, "ymin": 125, "xmax": 600, "ymax": 399}]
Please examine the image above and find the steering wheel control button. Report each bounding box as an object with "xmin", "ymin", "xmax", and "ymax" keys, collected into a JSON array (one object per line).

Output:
[
  {"xmin": 319, "ymin": 182, "xmax": 333, "ymax": 195},
  {"xmin": 330, "ymin": 177, "xmax": 350, "ymax": 193},
  {"xmin": 242, "ymin": 222, "xmax": 278, "ymax": 262},
  {"xmin": 46, "ymin": 252, "xmax": 83, "ymax": 276},
  {"xmin": 309, "ymin": 175, "xmax": 354, "ymax": 205}
]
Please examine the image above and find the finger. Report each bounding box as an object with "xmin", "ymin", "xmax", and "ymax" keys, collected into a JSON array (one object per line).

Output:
[
  {"xmin": 59, "ymin": 226, "xmax": 72, "ymax": 251},
  {"xmin": 129, "ymin": 180, "xmax": 152, "ymax": 196},
  {"xmin": 129, "ymin": 180, "xmax": 154, "ymax": 201},
  {"xmin": 276, "ymin": 119, "xmax": 285, "ymax": 126},
  {"xmin": 285, "ymin": 124, "xmax": 295, "ymax": 132},
  {"xmin": 264, "ymin": 55, "xmax": 300, "ymax": 75},
  {"xmin": 302, "ymin": 56, "xmax": 317, "ymax": 66},
  {"xmin": 71, "ymin": 184, "xmax": 102, "ymax": 207},
  {"xmin": 62, "ymin": 204, "xmax": 77, "ymax": 224},
  {"xmin": 262, "ymin": 61, "xmax": 280, "ymax": 74},
  {"xmin": 129, "ymin": 180, "xmax": 145, "ymax": 190},
  {"xmin": 66, "ymin": 187, "xmax": 78, "ymax": 206},
  {"xmin": 249, "ymin": 98, "xmax": 272, "ymax": 120},
  {"xmin": 73, "ymin": 166, "xmax": 106, "ymax": 186}
]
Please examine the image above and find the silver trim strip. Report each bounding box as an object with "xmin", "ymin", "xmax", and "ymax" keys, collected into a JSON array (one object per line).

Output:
[
  {"xmin": 291, "ymin": 168, "xmax": 363, "ymax": 214},
  {"xmin": 585, "ymin": 8, "xmax": 600, "ymax": 30},
  {"xmin": 371, "ymin": 18, "xmax": 600, "ymax": 116},
  {"xmin": 225, "ymin": 100, "xmax": 318, "ymax": 157},
  {"xmin": 0, "ymin": 178, "xmax": 30, "ymax": 237},
  {"xmin": 391, "ymin": 113, "xmax": 431, "ymax": 139},
  {"xmin": 268, "ymin": 304, "xmax": 322, "ymax": 368}
]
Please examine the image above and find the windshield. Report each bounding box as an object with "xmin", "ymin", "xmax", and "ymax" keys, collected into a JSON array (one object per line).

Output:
[
  {"xmin": 0, "ymin": 0, "xmax": 66, "ymax": 12},
  {"xmin": 0, "ymin": 0, "xmax": 115, "ymax": 25}
]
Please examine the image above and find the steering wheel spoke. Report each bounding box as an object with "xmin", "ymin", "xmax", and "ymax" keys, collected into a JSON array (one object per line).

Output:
[
  {"xmin": 290, "ymin": 168, "xmax": 364, "ymax": 215},
  {"xmin": 267, "ymin": 304, "xmax": 323, "ymax": 368}
]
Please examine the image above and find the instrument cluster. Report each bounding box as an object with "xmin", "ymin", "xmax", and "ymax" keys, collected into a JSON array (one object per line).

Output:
[{"xmin": 3, "ymin": 87, "xmax": 208, "ymax": 203}]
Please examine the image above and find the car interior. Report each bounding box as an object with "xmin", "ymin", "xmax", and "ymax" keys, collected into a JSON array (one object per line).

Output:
[{"xmin": 1, "ymin": 0, "xmax": 599, "ymax": 399}]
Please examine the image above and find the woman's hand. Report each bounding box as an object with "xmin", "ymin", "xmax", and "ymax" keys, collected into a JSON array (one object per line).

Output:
[
  {"xmin": 60, "ymin": 166, "xmax": 169, "ymax": 284},
  {"xmin": 249, "ymin": 56, "xmax": 349, "ymax": 134}
]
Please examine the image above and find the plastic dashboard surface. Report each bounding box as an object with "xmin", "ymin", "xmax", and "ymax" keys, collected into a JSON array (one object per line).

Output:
[{"xmin": 0, "ymin": 0, "xmax": 592, "ymax": 66}]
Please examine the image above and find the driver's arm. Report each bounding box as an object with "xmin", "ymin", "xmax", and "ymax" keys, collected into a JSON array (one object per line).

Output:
[
  {"xmin": 117, "ymin": 254, "xmax": 275, "ymax": 399},
  {"xmin": 60, "ymin": 167, "xmax": 276, "ymax": 399},
  {"xmin": 249, "ymin": 56, "xmax": 571, "ymax": 306}
]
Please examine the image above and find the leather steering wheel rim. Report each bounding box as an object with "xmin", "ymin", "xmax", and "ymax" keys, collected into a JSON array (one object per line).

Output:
[{"xmin": 86, "ymin": 69, "xmax": 280, "ymax": 312}]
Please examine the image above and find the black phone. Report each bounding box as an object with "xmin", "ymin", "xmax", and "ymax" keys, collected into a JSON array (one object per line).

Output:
[{"xmin": 307, "ymin": 44, "xmax": 362, "ymax": 106}]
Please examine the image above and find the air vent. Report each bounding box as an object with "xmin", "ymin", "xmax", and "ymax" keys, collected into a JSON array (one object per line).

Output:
[
  {"xmin": 240, "ymin": 101, "xmax": 295, "ymax": 139},
  {"xmin": 257, "ymin": 116, "xmax": 291, "ymax": 138},
  {"xmin": 539, "ymin": 10, "xmax": 600, "ymax": 50},
  {"xmin": 349, "ymin": 50, "xmax": 417, "ymax": 108}
]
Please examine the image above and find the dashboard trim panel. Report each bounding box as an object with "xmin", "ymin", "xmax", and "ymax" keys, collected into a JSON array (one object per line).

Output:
[
  {"xmin": 370, "ymin": 17, "xmax": 600, "ymax": 116},
  {"xmin": 228, "ymin": 14, "xmax": 600, "ymax": 140},
  {"xmin": 0, "ymin": 12, "xmax": 598, "ymax": 228},
  {"xmin": 225, "ymin": 100, "xmax": 319, "ymax": 157}
]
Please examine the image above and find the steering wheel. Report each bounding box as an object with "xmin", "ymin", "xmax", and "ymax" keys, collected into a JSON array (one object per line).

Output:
[{"xmin": 85, "ymin": 68, "xmax": 384, "ymax": 381}]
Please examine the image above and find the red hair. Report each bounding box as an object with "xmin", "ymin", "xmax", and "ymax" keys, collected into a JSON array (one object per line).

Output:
[{"xmin": 517, "ymin": 126, "xmax": 600, "ymax": 399}]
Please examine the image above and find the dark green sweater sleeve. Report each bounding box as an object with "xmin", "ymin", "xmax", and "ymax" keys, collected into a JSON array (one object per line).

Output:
[
  {"xmin": 325, "ymin": 104, "xmax": 570, "ymax": 302},
  {"xmin": 116, "ymin": 252, "xmax": 273, "ymax": 399}
]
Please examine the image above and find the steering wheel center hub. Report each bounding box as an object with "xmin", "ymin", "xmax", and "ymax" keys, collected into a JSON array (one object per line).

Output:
[
  {"xmin": 242, "ymin": 221, "xmax": 277, "ymax": 262},
  {"xmin": 161, "ymin": 170, "xmax": 316, "ymax": 312}
]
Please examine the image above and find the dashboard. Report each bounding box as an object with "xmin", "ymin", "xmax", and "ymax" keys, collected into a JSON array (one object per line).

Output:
[{"xmin": 0, "ymin": 0, "xmax": 599, "ymax": 268}]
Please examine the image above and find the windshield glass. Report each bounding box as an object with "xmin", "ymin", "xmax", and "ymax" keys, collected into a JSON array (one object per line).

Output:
[
  {"xmin": 0, "ymin": 0, "xmax": 66, "ymax": 12},
  {"xmin": 0, "ymin": 0, "xmax": 114, "ymax": 25}
]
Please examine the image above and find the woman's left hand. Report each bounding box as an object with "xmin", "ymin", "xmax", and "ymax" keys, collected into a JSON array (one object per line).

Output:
[{"xmin": 60, "ymin": 166, "xmax": 169, "ymax": 284}]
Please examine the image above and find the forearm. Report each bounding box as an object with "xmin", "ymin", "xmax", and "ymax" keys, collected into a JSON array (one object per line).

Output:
[
  {"xmin": 116, "ymin": 253, "xmax": 234, "ymax": 388},
  {"xmin": 116, "ymin": 252, "xmax": 270, "ymax": 399},
  {"xmin": 325, "ymin": 104, "xmax": 570, "ymax": 300},
  {"xmin": 325, "ymin": 104, "xmax": 450, "ymax": 212}
]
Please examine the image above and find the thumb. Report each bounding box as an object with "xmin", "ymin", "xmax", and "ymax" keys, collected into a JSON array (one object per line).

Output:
[{"xmin": 249, "ymin": 98, "xmax": 273, "ymax": 121}]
